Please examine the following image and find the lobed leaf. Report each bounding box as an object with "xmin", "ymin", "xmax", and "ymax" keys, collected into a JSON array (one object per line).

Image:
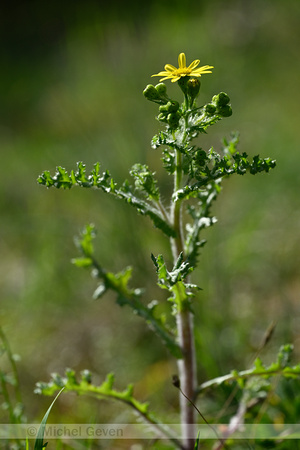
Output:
[
  {"xmin": 130, "ymin": 163, "xmax": 160, "ymax": 201},
  {"xmin": 38, "ymin": 162, "xmax": 175, "ymax": 238},
  {"xmin": 35, "ymin": 370, "xmax": 182, "ymax": 448},
  {"xmin": 73, "ymin": 226, "xmax": 181, "ymax": 358},
  {"xmin": 35, "ymin": 371, "xmax": 149, "ymax": 415},
  {"xmin": 151, "ymin": 253, "xmax": 198, "ymax": 313},
  {"xmin": 197, "ymin": 344, "xmax": 300, "ymax": 394}
]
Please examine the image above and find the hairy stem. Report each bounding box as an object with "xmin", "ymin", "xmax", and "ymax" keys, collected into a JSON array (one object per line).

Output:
[{"xmin": 171, "ymin": 148, "xmax": 197, "ymax": 450}]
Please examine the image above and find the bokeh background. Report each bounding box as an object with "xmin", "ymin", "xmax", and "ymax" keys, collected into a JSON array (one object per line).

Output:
[{"xmin": 1, "ymin": 0, "xmax": 300, "ymax": 445}]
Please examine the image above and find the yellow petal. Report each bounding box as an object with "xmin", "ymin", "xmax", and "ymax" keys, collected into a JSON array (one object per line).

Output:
[
  {"xmin": 192, "ymin": 65, "xmax": 214, "ymax": 74},
  {"xmin": 164, "ymin": 64, "xmax": 177, "ymax": 72},
  {"xmin": 178, "ymin": 53, "xmax": 186, "ymax": 69},
  {"xmin": 151, "ymin": 71, "xmax": 169, "ymax": 77},
  {"xmin": 201, "ymin": 65, "xmax": 214, "ymax": 70},
  {"xmin": 151, "ymin": 56, "xmax": 213, "ymax": 83},
  {"xmin": 188, "ymin": 59, "xmax": 200, "ymax": 71},
  {"xmin": 159, "ymin": 75, "xmax": 173, "ymax": 81}
]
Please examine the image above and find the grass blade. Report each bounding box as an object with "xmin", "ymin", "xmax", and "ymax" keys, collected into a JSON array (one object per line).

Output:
[{"xmin": 34, "ymin": 388, "xmax": 64, "ymax": 450}]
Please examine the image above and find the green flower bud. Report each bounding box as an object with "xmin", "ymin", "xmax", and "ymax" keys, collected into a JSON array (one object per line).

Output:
[
  {"xmin": 218, "ymin": 105, "xmax": 232, "ymax": 117},
  {"xmin": 218, "ymin": 92, "xmax": 230, "ymax": 106},
  {"xmin": 143, "ymin": 84, "xmax": 160, "ymax": 101},
  {"xmin": 155, "ymin": 83, "xmax": 167, "ymax": 96},
  {"xmin": 195, "ymin": 150, "xmax": 207, "ymax": 166},
  {"xmin": 159, "ymin": 104, "xmax": 169, "ymax": 113},
  {"xmin": 167, "ymin": 100, "xmax": 180, "ymax": 113},
  {"xmin": 167, "ymin": 112, "xmax": 181, "ymax": 129},
  {"xmin": 187, "ymin": 78, "xmax": 201, "ymax": 100},
  {"xmin": 212, "ymin": 92, "xmax": 230, "ymax": 107},
  {"xmin": 160, "ymin": 101, "xmax": 179, "ymax": 113},
  {"xmin": 178, "ymin": 76, "xmax": 189, "ymax": 94},
  {"xmin": 205, "ymin": 103, "xmax": 216, "ymax": 115}
]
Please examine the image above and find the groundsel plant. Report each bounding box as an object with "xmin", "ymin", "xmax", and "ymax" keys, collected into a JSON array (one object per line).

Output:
[{"xmin": 36, "ymin": 53, "xmax": 300, "ymax": 449}]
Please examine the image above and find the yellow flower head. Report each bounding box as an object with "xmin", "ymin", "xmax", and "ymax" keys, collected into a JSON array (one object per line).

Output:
[{"xmin": 152, "ymin": 53, "xmax": 214, "ymax": 83}]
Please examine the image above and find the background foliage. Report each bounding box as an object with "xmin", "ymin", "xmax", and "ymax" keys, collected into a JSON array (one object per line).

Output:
[{"xmin": 1, "ymin": 0, "xmax": 300, "ymax": 446}]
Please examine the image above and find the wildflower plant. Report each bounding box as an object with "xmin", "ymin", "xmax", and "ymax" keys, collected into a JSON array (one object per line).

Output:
[{"xmin": 36, "ymin": 53, "xmax": 300, "ymax": 449}]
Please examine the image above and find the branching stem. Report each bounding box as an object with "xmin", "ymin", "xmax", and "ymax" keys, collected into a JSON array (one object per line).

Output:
[{"xmin": 156, "ymin": 198, "xmax": 171, "ymax": 224}]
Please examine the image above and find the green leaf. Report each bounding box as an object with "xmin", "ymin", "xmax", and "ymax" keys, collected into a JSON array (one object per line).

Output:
[
  {"xmin": 222, "ymin": 132, "xmax": 239, "ymax": 155},
  {"xmin": 36, "ymin": 370, "xmax": 181, "ymax": 448},
  {"xmin": 185, "ymin": 182, "xmax": 220, "ymax": 267},
  {"xmin": 38, "ymin": 162, "xmax": 112, "ymax": 190},
  {"xmin": 34, "ymin": 388, "xmax": 64, "ymax": 450},
  {"xmin": 194, "ymin": 430, "xmax": 201, "ymax": 450},
  {"xmin": 169, "ymin": 280, "xmax": 190, "ymax": 312},
  {"xmin": 130, "ymin": 163, "xmax": 160, "ymax": 201},
  {"xmin": 74, "ymin": 223, "xmax": 96, "ymax": 258},
  {"xmin": 277, "ymin": 343, "xmax": 293, "ymax": 368},
  {"xmin": 197, "ymin": 344, "xmax": 300, "ymax": 394},
  {"xmin": 151, "ymin": 253, "xmax": 192, "ymax": 289},
  {"xmin": 73, "ymin": 227, "xmax": 181, "ymax": 358},
  {"xmin": 38, "ymin": 163, "xmax": 174, "ymax": 238},
  {"xmin": 253, "ymin": 357, "xmax": 265, "ymax": 372},
  {"xmin": 161, "ymin": 148, "xmax": 176, "ymax": 174},
  {"xmin": 35, "ymin": 371, "xmax": 149, "ymax": 415},
  {"xmin": 151, "ymin": 253, "xmax": 197, "ymax": 313},
  {"xmin": 71, "ymin": 257, "xmax": 93, "ymax": 268},
  {"xmin": 185, "ymin": 103, "xmax": 223, "ymax": 139},
  {"xmin": 115, "ymin": 183, "xmax": 175, "ymax": 237},
  {"xmin": 151, "ymin": 131, "xmax": 181, "ymax": 151}
]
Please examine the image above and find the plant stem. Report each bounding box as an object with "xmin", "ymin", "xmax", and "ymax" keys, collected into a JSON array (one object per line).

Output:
[
  {"xmin": 171, "ymin": 138, "xmax": 185, "ymax": 258},
  {"xmin": 176, "ymin": 311, "xmax": 197, "ymax": 449},
  {"xmin": 0, "ymin": 328, "xmax": 22, "ymax": 402},
  {"xmin": 171, "ymin": 148, "xmax": 197, "ymax": 450}
]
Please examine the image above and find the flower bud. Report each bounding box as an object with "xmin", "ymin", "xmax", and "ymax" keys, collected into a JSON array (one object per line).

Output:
[
  {"xmin": 167, "ymin": 100, "xmax": 180, "ymax": 113},
  {"xmin": 195, "ymin": 150, "xmax": 207, "ymax": 166},
  {"xmin": 143, "ymin": 84, "xmax": 160, "ymax": 101},
  {"xmin": 218, "ymin": 92, "xmax": 230, "ymax": 106},
  {"xmin": 212, "ymin": 92, "xmax": 230, "ymax": 107},
  {"xmin": 187, "ymin": 78, "xmax": 201, "ymax": 100},
  {"xmin": 178, "ymin": 76, "xmax": 188, "ymax": 94},
  {"xmin": 155, "ymin": 83, "xmax": 167, "ymax": 96},
  {"xmin": 159, "ymin": 104, "xmax": 169, "ymax": 113},
  {"xmin": 160, "ymin": 101, "xmax": 180, "ymax": 114},
  {"xmin": 205, "ymin": 103, "xmax": 216, "ymax": 115},
  {"xmin": 167, "ymin": 112, "xmax": 181, "ymax": 129},
  {"xmin": 218, "ymin": 105, "xmax": 232, "ymax": 117}
]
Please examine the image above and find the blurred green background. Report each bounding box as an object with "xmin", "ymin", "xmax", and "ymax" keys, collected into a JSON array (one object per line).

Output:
[{"xmin": 1, "ymin": 0, "xmax": 300, "ymax": 442}]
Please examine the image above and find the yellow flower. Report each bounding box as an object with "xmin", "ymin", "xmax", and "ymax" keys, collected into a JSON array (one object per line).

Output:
[{"xmin": 152, "ymin": 52, "xmax": 214, "ymax": 83}]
